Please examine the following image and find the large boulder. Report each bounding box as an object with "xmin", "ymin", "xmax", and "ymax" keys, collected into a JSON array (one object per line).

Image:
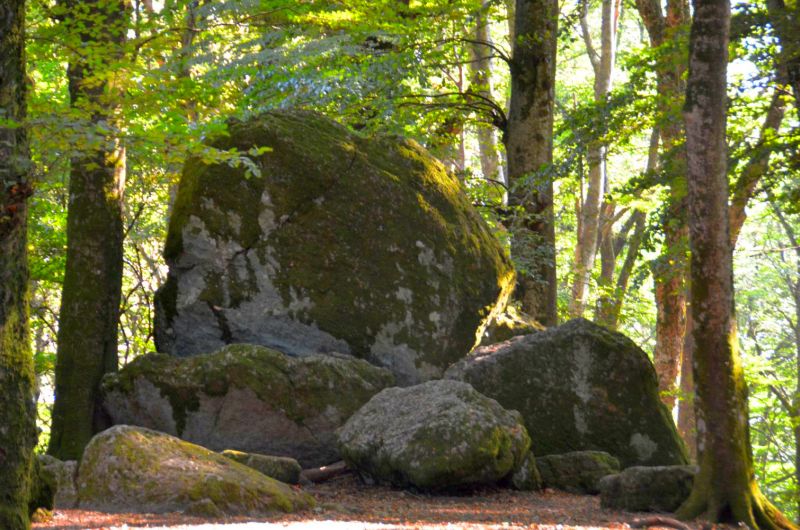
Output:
[
  {"xmin": 338, "ymin": 380, "xmax": 530, "ymax": 490},
  {"xmin": 599, "ymin": 465, "xmax": 698, "ymax": 512},
  {"xmin": 445, "ymin": 318, "xmax": 687, "ymax": 467},
  {"xmin": 101, "ymin": 344, "xmax": 394, "ymax": 467},
  {"xmin": 154, "ymin": 110, "xmax": 515, "ymax": 384},
  {"xmin": 76, "ymin": 425, "xmax": 313, "ymax": 516}
]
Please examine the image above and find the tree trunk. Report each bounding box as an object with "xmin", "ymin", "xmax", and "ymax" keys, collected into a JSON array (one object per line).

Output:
[
  {"xmin": 0, "ymin": 0, "xmax": 37, "ymax": 527},
  {"xmin": 505, "ymin": 0, "xmax": 558, "ymax": 326},
  {"xmin": 676, "ymin": 0, "xmax": 795, "ymax": 526},
  {"xmin": 728, "ymin": 87, "xmax": 787, "ymax": 247},
  {"xmin": 469, "ymin": 2, "xmax": 502, "ymax": 185},
  {"xmin": 678, "ymin": 299, "xmax": 697, "ymax": 461},
  {"xmin": 635, "ymin": 0, "xmax": 690, "ymax": 415},
  {"xmin": 570, "ymin": 0, "xmax": 619, "ymax": 317},
  {"xmin": 49, "ymin": 0, "xmax": 130, "ymax": 461},
  {"xmin": 595, "ymin": 126, "xmax": 658, "ymax": 329}
]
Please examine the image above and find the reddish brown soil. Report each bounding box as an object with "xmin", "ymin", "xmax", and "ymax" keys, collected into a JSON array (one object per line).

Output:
[{"xmin": 33, "ymin": 474, "xmax": 705, "ymax": 530}]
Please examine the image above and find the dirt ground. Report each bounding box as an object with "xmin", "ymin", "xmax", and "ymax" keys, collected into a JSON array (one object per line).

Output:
[{"xmin": 31, "ymin": 474, "xmax": 713, "ymax": 530}]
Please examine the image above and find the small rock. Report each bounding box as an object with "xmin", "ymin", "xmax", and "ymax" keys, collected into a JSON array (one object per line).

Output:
[
  {"xmin": 537, "ymin": 451, "xmax": 620, "ymax": 494},
  {"xmin": 37, "ymin": 455, "xmax": 78, "ymax": 508},
  {"xmin": 511, "ymin": 451, "xmax": 542, "ymax": 491},
  {"xmin": 599, "ymin": 465, "xmax": 698, "ymax": 512},
  {"xmin": 222, "ymin": 450, "xmax": 301, "ymax": 484}
]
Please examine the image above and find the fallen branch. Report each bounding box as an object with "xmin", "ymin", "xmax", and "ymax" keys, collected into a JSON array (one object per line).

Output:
[
  {"xmin": 630, "ymin": 516, "xmax": 692, "ymax": 530},
  {"xmin": 300, "ymin": 461, "xmax": 350, "ymax": 483}
]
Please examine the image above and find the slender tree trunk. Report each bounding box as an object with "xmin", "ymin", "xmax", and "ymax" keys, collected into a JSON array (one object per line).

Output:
[
  {"xmin": 570, "ymin": 0, "xmax": 619, "ymax": 317},
  {"xmin": 767, "ymin": 199, "xmax": 800, "ymax": 524},
  {"xmin": 0, "ymin": 0, "xmax": 37, "ymax": 527},
  {"xmin": 728, "ymin": 87, "xmax": 787, "ymax": 247},
  {"xmin": 505, "ymin": 0, "xmax": 559, "ymax": 326},
  {"xmin": 595, "ymin": 127, "xmax": 658, "ymax": 329},
  {"xmin": 676, "ymin": 0, "xmax": 795, "ymax": 525},
  {"xmin": 469, "ymin": 2, "xmax": 501, "ymax": 185},
  {"xmin": 635, "ymin": 0, "xmax": 690, "ymax": 414},
  {"xmin": 49, "ymin": 0, "xmax": 130, "ymax": 460}
]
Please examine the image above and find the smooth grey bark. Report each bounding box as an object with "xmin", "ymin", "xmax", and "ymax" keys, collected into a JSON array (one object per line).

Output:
[
  {"xmin": 0, "ymin": 0, "xmax": 37, "ymax": 527},
  {"xmin": 570, "ymin": 0, "xmax": 620, "ymax": 317},
  {"xmin": 505, "ymin": 0, "xmax": 559, "ymax": 326},
  {"xmin": 469, "ymin": 2, "xmax": 502, "ymax": 187}
]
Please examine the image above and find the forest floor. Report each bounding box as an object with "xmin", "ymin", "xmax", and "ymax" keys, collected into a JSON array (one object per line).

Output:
[{"xmin": 32, "ymin": 474, "xmax": 712, "ymax": 530}]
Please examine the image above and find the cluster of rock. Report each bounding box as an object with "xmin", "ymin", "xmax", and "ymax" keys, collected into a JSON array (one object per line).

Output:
[{"xmin": 37, "ymin": 111, "xmax": 698, "ymax": 517}]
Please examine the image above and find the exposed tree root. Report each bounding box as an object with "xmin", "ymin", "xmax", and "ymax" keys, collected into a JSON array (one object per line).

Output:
[{"xmin": 630, "ymin": 516, "xmax": 693, "ymax": 530}]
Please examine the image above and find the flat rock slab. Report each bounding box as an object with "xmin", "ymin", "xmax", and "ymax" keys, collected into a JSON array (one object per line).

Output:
[
  {"xmin": 102, "ymin": 345, "xmax": 394, "ymax": 467},
  {"xmin": 446, "ymin": 318, "xmax": 688, "ymax": 467},
  {"xmin": 76, "ymin": 425, "xmax": 314, "ymax": 516},
  {"xmin": 338, "ymin": 379, "xmax": 530, "ymax": 490}
]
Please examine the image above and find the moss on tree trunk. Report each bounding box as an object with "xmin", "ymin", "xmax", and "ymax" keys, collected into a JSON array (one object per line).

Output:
[
  {"xmin": 505, "ymin": 0, "xmax": 558, "ymax": 326},
  {"xmin": 48, "ymin": 0, "xmax": 129, "ymax": 460},
  {"xmin": 677, "ymin": 0, "xmax": 796, "ymax": 527},
  {"xmin": 0, "ymin": 0, "xmax": 37, "ymax": 527}
]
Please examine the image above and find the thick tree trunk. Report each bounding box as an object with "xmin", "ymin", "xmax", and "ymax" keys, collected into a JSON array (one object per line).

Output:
[
  {"xmin": 505, "ymin": 0, "xmax": 558, "ymax": 326},
  {"xmin": 469, "ymin": 2, "xmax": 502, "ymax": 185},
  {"xmin": 0, "ymin": 0, "xmax": 37, "ymax": 527},
  {"xmin": 570, "ymin": 0, "xmax": 618, "ymax": 317},
  {"xmin": 49, "ymin": 0, "xmax": 129, "ymax": 460},
  {"xmin": 676, "ymin": 0, "xmax": 795, "ymax": 526},
  {"xmin": 678, "ymin": 300, "xmax": 697, "ymax": 461}
]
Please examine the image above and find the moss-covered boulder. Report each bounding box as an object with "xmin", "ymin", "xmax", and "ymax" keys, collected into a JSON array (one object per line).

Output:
[
  {"xmin": 76, "ymin": 425, "xmax": 313, "ymax": 515},
  {"xmin": 222, "ymin": 450, "xmax": 301, "ymax": 485},
  {"xmin": 101, "ymin": 344, "xmax": 394, "ymax": 467},
  {"xmin": 599, "ymin": 465, "xmax": 697, "ymax": 512},
  {"xmin": 154, "ymin": 110, "xmax": 515, "ymax": 384},
  {"xmin": 445, "ymin": 318, "xmax": 688, "ymax": 467},
  {"xmin": 536, "ymin": 451, "xmax": 620, "ymax": 494},
  {"xmin": 338, "ymin": 380, "xmax": 530, "ymax": 490}
]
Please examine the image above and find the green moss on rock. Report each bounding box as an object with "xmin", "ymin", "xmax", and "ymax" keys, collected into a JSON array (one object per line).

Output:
[
  {"xmin": 338, "ymin": 380, "xmax": 530, "ymax": 491},
  {"xmin": 76, "ymin": 425, "xmax": 314, "ymax": 515},
  {"xmin": 155, "ymin": 110, "xmax": 515, "ymax": 384},
  {"xmin": 536, "ymin": 451, "xmax": 620, "ymax": 494},
  {"xmin": 101, "ymin": 344, "xmax": 395, "ymax": 467},
  {"xmin": 446, "ymin": 318, "xmax": 688, "ymax": 468}
]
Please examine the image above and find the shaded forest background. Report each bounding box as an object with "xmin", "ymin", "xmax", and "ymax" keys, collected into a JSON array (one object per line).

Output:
[{"xmin": 14, "ymin": 0, "xmax": 800, "ymax": 521}]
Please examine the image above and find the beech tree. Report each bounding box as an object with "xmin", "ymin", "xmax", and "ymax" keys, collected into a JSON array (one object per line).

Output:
[
  {"xmin": 677, "ymin": 0, "xmax": 796, "ymax": 526},
  {"xmin": 0, "ymin": 0, "xmax": 37, "ymax": 527},
  {"xmin": 48, "ymin": 0, "xmax": 131, "ymax": 460},
  {"xmin": 506, "ymin": 0, "xmax": 558, "ymax": 326}
]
